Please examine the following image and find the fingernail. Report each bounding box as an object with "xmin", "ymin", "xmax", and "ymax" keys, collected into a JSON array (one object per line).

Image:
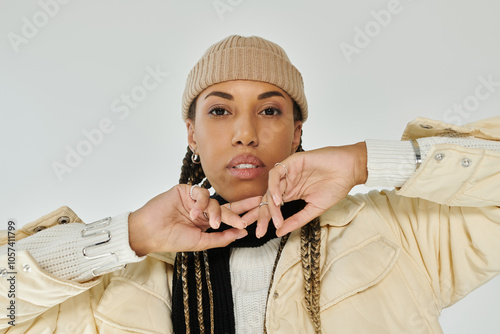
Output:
[
  {"xmin": 273, "ymin": 195, "xmax": 281, "ymax": 207},
  {"xmin": 256, "ymin": 229, "xmax": 261, "ymax": 239},
  {"xmin": 242, "ymin": 220, "xmax": 247, "ymax": 229},
  {"xmin": 215, "ymin": 217, "xmax": 221, "ymax": 229},
  {"xmin": 236, "ymin": 230, "xmax": 247, "ymax": 240},
  {"xmin": 273, "ymin": 216, "xmax": 281, "ymax": 229}
]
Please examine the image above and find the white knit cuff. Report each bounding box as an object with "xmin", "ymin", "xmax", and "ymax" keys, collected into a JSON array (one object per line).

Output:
[
  {"xmin": 17, "ymin": 212, "xmax": 145, "ymax": 283},
  {"xmin": 365, "ymin": 139, "xmax": 416, "ymax": 187}
]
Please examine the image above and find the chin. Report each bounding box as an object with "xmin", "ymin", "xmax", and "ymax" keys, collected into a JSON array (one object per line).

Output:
[{"xmin": 218, "ymin": 183, "xmax": 267, "ymax": 202}]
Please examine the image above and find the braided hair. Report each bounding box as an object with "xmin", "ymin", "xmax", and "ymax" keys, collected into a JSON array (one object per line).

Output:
[{"xmin": 177, "ymin": 99, "xmax": 322, "ymax": 333}]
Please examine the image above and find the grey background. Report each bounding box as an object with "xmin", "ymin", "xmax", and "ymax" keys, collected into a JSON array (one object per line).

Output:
[{"xmin": 1, "ymin": 0, "xmax": 499, "ymax": 332}]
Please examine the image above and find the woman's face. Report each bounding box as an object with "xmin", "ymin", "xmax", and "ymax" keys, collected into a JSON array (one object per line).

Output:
[{"xmin": 186, "ymin": 80, "xmax": 302, "ymax": 202}]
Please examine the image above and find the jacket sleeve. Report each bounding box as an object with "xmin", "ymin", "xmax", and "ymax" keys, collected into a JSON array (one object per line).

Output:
[
  {"xmin": 397, "ymin": 116, "xmax": 500, "ymax": 206},
  {"xmin": 396, "ymin": 140, "xmax": 500, "ymax": 207},
  {"xmin": 367, "ymin": 117, "xmax": 500, "ymax": 309},
  {"xmin": 0, "ymin": 207, "xmax": 105, "ymax": 330}
]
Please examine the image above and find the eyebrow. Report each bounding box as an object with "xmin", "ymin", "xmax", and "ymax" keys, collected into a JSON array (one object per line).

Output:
[
  {"xmin": 204, "ymin": 91, "xmax": 233, "ymax": 100},
  {"xmin": 257, "ymin": 91, "xmax": 285, "ymax": 100},
  {"xmin": 204, "ymin": 90, "xmax": 285, "ymax": 101}
]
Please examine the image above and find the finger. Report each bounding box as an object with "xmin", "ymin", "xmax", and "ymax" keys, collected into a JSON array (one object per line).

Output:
[
  {"xmin": 205, "ymin": 198, "xmax": 222, "ymax": 229},
  {"xmin": 275, "ymin": 204, "xmax": 322, "ymax": 237},
  {"xmin": 189, "ymin": 186, "xmax": 210, "ymax": 220},
  {"xmin": 266, "ymin": 191, "xmax": 284, "ymax": 230},
  {"xmin": 256, "ymin": 196, "xmax": 271, "ymax": 238},
  {"xmin": 267, "ymin": 163, "xmax": 288, "ymax": 228},
  {"xmin": 223, "ymin": 196, "xmax": 262, "ymax": 215},
  {"xmin": 220, "ymin": 196, "xmax": 262, "ymax": 229},
  {"xmin": 240, "ymin": 207, "xmax": 259, "ymax": 228},
  {"xmin": 268, "ymin": 162, "xmax": 288, "ymax": 207},
  {"xmin": 220, "ymin": 206, "xmax": 249, "ymax": 229},
  {"xmin": 196, "ymin": 228, "xmax": 248, "ymax": 250}
]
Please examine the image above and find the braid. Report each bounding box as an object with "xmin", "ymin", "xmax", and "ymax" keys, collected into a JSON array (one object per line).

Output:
[
  {"xmin": 179, "ymin": 99, "xmax": 211, "ymax": 188},
  {"xmin": 309, "ymin": 218, "xmax": 322, "ymax": 333},
  {"xmin": 296, "ymin": 133, "xmax": 304, "ymax": 153},
  {"xmin": 300, "ymin": 223, "xmax": 313, "ymax": 318},
  {"xmin": 175, "ymin": 253, "xmax": 182, "ymax": 279},
  {"xmin": 194, "ymin": 252, "xmax": 205, "ymax": 333},
  {"xmin": 203, "ymin": 251, "xmax": 215, "ymax": 334},
  {"xmin": 179, "ymin": 146, "xmax": 212, "ymax": 188},
  {"xmin": 179, "ymin": 148, "xmax": 191, "ymax": 185},
  {"xmin": 177, "ymin": 99, "xmax": 213, "ymax": 333},
  {"xmin": 296, "ymin": 128, "xmax": 322, "ymax": 333},
  {"xmin": 181, "ymin": 252, "xmax": 191, "ymax": 334}
]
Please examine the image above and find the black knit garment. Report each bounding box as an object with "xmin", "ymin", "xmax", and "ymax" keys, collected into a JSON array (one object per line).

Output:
[{"xmin": 172, "ymin": 194, "xmax": 305, "ymax": 334}]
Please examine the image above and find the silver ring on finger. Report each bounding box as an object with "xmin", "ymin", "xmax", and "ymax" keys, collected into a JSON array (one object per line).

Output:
[
  {"xmin": 203, "ymin": 212, "xmax": 209, "ymax": 220},
  {"xmin": 189, "ymin": 184, "xmax": 200, "ymax": 201},
  {"xmin": 274, "ymin": 162, "xmax": 288, "ymax": 178},
  {"xmin": 228, "ymin": 202, "xmax": 231, "ymax": 211},
  {"xmin": 259, "ymin": 202, "xmax": 269, "ymax": 207}
]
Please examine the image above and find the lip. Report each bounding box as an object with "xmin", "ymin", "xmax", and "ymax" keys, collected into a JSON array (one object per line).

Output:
[{"xmin": 227, "ymin": 154, "xmax": 266, "ymax": 180}]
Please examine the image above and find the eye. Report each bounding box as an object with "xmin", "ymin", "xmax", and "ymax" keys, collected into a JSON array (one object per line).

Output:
[
  {"xmin": 260, "ymin": 107, "xmax": 282, "ymax": 116},
  {"xmin": 208, "ymin": 107, "xmax": 230, "ymax": 116}
]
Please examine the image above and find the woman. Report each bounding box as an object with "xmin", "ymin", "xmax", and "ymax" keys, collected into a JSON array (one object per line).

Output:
[{"xmin": 1, "ymin": 35, "xmax": 500, "ymax": 333}]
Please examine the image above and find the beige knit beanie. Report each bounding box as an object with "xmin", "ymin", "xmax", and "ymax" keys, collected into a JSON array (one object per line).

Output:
[{"xmin": 181, "ymin": 35, "xmax": 308, "ymax": 122}]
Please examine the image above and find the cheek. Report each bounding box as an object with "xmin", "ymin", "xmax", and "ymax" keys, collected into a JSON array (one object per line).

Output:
[
  {"xmin": 196, "ymin": 129, "xmax": 228, "ymax": 176},
  {"xmin": 259, "ymin": 122, "xmax": 295, "ymax": 149},
  {"xmin": 194, "ymin": 122, "xmax": 220, "ymax": 155},
  {"xmin": 197, "ymin": 139, "xmax": 219, "ymax": 168}
]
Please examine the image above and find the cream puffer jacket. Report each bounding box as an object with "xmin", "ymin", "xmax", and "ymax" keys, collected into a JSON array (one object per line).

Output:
[{"xmin": 1, "ymin": 117, "xmax": 500, "ymax": 333}]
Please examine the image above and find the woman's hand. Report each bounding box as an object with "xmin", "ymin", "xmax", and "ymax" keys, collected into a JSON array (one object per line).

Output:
[
  {"xmin": 254, "ymin": 142, "xmax": 368, "ymax": 237},
  {"xmin": 128, "ymin": 185, "xmax": 261, "ymax": 256}
]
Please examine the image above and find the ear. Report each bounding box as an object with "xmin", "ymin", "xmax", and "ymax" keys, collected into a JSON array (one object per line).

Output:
[
  {"xmin": 291, "ymin": 121, "xmax": 303, "ymax": 153},
  {"xmin": 186, "ymin": 119, "xmax": 197, "ymax": 152}
]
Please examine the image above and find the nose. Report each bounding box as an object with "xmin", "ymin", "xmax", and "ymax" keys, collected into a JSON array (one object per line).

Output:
[{"xmin": 231, "ymin": 114, "xmax": 258, "ymax": 147}]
